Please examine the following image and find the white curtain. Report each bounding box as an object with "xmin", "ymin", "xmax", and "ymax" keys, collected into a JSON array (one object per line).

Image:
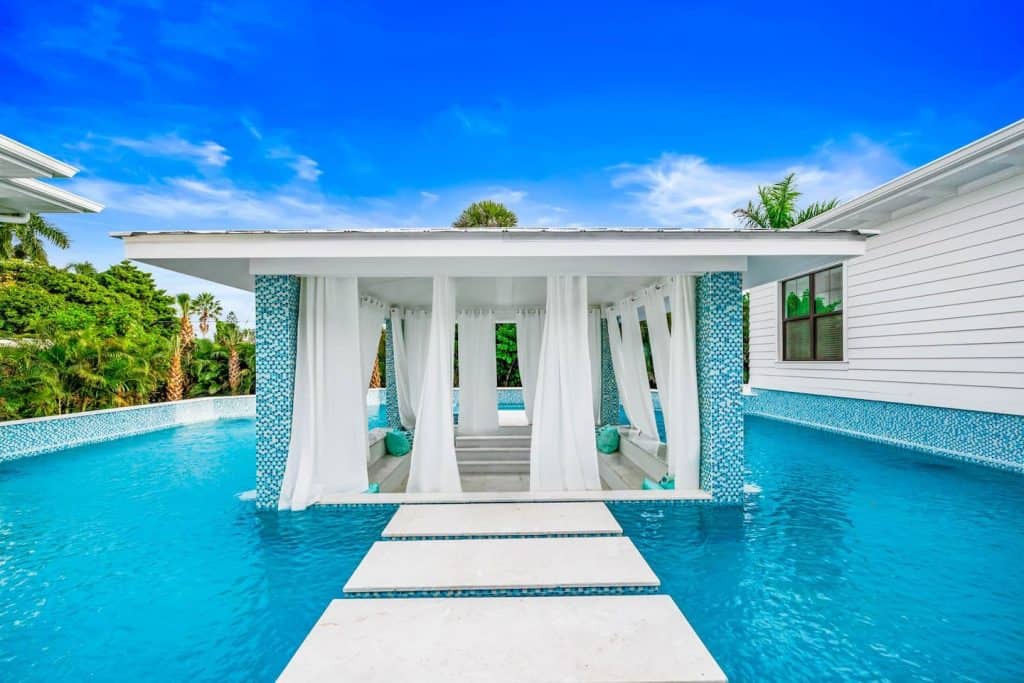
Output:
[
  {"xmin": 406, "ymin": 276, "xmax": 461, "ymax": 493},
  {"xmin": 359, "ymin": 298, "xmax": 385, "ymax": 392},
  {"xmin": 391, "ymin": 308, "xmax": 430, "ymax": 429},
  {"xmin": 588, "ymin": 309, "xmax": 602, "ymax": 424},
  {"xmin": 666, "ymin": 276, "xmax": 701, "ymax": 487},
  {"xmin": 641, "ymin": 287, "xmax": 672, "ymax": 427},
  {"xmin": 279, "ymin": 277, "xmax": 369, "ymax": 510},
  {"xmin": 604, "ymin": 303, "xmax": 658, "ymax": 438},
  {"xmin": 457, "ymin": 309, "xmax": 499, "ymax": 434},
  {"xmin": 513, "ymin": 308, "xmax": 544, "ymax": 424},
  {"xmin": 529, "ymin": 276, "xmax": 601, "ymax": 491}
]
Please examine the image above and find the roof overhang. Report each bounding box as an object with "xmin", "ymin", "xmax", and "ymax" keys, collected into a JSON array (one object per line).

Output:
[
  {"xmin": 114, "ymin": 227, "xmax": 871, "ymax": 296},
  {"xmin": 798, "ymin": 117, "xmax": 1024, "ymax": 232},
  {"xmin": 0, "ymin": 134, "xmax": 79, "ymax": 179},
  {"xmin": 0, "ymin": 177, "xmax": 105, "ymax": 218}
]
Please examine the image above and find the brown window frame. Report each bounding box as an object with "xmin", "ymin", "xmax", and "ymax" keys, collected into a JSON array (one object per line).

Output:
[{"xmin": 781, "ymin": 265, "xmax": 844, "ymax": 362}]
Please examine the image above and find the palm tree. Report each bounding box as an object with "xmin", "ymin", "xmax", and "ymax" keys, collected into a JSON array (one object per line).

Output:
[
  {"xmin": 0, "ymin": 214, "xmax": 71, "ymax": 263},
  {"xmin": 175, "ymin": 293, "xmax": 195, "ymax": 346},
  {"xmin": 452, "ymin": 200, "xmax": 518, "ymax": 228},
  {"xmin": 733, "ymin": 173, "xmax": 839, "ymax": 230},
  {"xmin": 167, "ymin": 334, "xmax": 184, "ymax": 401},
  {"xmin": 65, "ymin": 261, "xmax": 98, "ymax": 276},
  {"xmin": 220, "ymin": 325, "xmax": 253, "ymax": 394},
  {"xmin": 193, "ymin": 292, "xmax": 223, "ymax": 337}
]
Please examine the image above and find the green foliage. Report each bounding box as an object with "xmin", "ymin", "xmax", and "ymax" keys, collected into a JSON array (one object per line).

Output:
[
  {"xmin": 733, "ymin": 173, "xmax": 839, "ymax": 230},
  {"xmin": 0, "ymin": 259, "xmax": 253, "ymax": 420},
  {"xmin": 495, "ymin": 323, "xmax": 521, "ymax": 386},
  {"xmin": 452, "ymin": 200, "xmax": 518, "ymax": 228},
  {"xmin": 0, "ymin": 214, "xmax": 71, "ymax": 263}
]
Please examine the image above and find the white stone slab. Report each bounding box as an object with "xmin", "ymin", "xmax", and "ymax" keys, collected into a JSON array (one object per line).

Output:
[
  {"xmin": 382, "ymin": 502, "xmax": 622, "ymax": 538},
  {"xmin": 319, "ymin": 487, "xmax": 712, "ymax": 505},
  {"xmin": 279, "ymin": 595, "xmax": 726, "ymax": 682},
  {"xmin": 344, "ymin": 536, "xmax": 658, "ymax": 592}
]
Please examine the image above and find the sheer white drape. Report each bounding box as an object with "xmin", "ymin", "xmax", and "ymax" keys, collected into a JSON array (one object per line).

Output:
[
  {"xmin": 457, "ymin": 309, "xmax": 499, "ymax": 434},
  {"xmin": 513, "ymin": 308, "xmax": 544, "ymax": 424},
  {"xmin": 604, "ymin": 302, "xmax": 658, "ymax": 437},
  {"xmin": 588, "ymin": 309, "xmax": 602, "ymax": 423},
  {"xmin": 641, "ymin": 287, "xmax": 672, "ymax": 423},
  {"xmin": 406, "ymin": 276, "xmax": 461, "ymax": 493},
  {"xmin": 666, "ymin": 276, "xmax": 700, "ymax": 487},
  {"xmin": 390, "ymin": 308, "xmax": 430, "ymax": 429},
  {"xmin": 359, "ymin": 298, "xmax": 386, "ymax": 391},
  {"xmin": 529, "ymin": 276, "xmax": 601, "ymax": 491},
  {"xmin": 279, "ymin": 277, "xmax": 369, "ymax": 510}
]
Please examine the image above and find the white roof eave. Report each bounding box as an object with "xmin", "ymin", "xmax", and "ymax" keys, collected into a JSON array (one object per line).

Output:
[
  {"xmin": 0, "ymin": 177, "xmax": 104, "ymax": 214},
  {"xmin": 0, "ymin": 134, "xmax": 80, "ymax": 179}
]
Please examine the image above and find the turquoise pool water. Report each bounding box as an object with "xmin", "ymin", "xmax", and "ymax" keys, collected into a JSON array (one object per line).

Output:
[{"xmin": 2, "ymin": 415, "xmax": 1022, "ymax": 680}]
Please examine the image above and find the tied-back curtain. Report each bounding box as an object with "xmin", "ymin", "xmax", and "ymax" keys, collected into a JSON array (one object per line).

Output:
[
  {"xmin": 391, "ymin": 308, "xmax": 430, "ymax": 429},
  {"xmin": 407, "ymin": 276, "xmax": 461, "ymax": 493},
  {"xmin": 529, "ymin": 276, "xmax": 601, "ymax": 491},
  {"xmin": 359, "ymin": 298, "xmax": 386, "ymax": 391},
  {"xmin": 641, "ymin": 287, "xmax": 672, "ymax": 424},
  {"xmin": 513, "ymin": 308, "xmax": 544, "ymax": 424},
  {"xmin": 588, "ymin": 309, "xmax": 602, "ymax": 424},
  {"xmin": 279, "ymin": 277, "xmax": 370, "ymax": 510},
  {"xmin": 457, "ymin": 309, "xmax": 499, "ymax": 434},
  {"xmin": 604, "ymin": 303, "xmax": 658, "ymax": 437},
  {"xmin": 666, "ymin": 276, "xmax": 700, "ymax": 487}
]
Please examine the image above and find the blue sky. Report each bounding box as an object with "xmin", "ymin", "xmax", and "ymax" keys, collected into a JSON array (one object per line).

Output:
[{"xmin": 2, "ymin": 0, "xmax": 1021, "ymax": 320}]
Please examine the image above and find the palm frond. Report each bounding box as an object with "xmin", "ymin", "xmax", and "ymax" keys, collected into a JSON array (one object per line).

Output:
[{"xmin": 795, "ymin": 198, "xmax": 840, "ymax": 224}]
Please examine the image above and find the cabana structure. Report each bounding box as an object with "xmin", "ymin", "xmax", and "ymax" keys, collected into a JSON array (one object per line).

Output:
[{"xmin": 118, "ymin": 227, "xmax": 870, "ymax": 509}]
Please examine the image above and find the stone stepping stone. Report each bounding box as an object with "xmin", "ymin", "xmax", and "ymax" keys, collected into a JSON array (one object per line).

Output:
[
  {"xmin": 381, "ymin": 501, "xmax": 622, "ymax": 538},
  {"xmin": 279, "ymin": 595, "xmax": 726, "ymax": 682},
  {"xmin": 343, "ymin": 536, "xmax": 658, "ymax": 593}
]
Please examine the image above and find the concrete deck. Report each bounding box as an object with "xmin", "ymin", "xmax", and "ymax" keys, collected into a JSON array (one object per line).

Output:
[
  {"xmin": 279, "ymin": 595, "xmax": 727, "ymax": 683},
  {"xmin": 381, "ymin": 502, "xmax": 622, "ymax": 538},
  {"xmin": 344, "ymin": 536, "xmax": 658, "ymax": 593}
]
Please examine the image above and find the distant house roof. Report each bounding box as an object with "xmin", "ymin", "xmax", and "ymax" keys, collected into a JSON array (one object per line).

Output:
[
  {"xmin": 0, "ymin": 134, "xmax": 103, "ymax": 221},
  {"xmin": 797, "ymin": 117, "xmax": 1024, "ymax": 232}
]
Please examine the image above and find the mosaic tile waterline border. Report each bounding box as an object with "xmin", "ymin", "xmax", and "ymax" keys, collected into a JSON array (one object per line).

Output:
[
  {"xmin": 744, "ymin": 388, "xmax": 1024, "ymax": 473},
  {"xmin": 0, "ymin": 395, "xmax": 255, "ymax": 463}
]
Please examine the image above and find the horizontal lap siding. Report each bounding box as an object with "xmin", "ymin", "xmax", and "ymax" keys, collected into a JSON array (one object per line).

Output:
[{"xmin": 748, "ymin": 172, "xmax": 1024, "ymax": 416}]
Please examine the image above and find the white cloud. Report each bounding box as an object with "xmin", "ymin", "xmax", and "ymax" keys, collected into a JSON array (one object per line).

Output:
[
  {"xmin": 446, "ymin": 106, "xmax": 507, "ymax": 136},
  {"xmin": 420, "ymin": 191, "xmax": 440, "ymax": 204},
  {"xmin": 611, "ymin": 135, "xmax": 908, "ymax": 227},
  {"xmin": 105, "ymin": 133, "xmax": 231, "ymax": 167},
  {"xmin": 269, "ymin": 147, "xmax": 322, "ymax": 181},
  {"xmin": 485, "ymin": 187, "xmax": 527, "ymax": 205}
]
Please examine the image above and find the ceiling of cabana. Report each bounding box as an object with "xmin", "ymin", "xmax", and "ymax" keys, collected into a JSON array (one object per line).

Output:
[{"xmin": 358, "ymin": 276, "xmax": 664, "ymax": 308}]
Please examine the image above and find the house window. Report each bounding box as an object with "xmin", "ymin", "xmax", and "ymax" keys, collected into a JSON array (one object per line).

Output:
[{"xmin": 782, "ymin": 265, "xmax": 843, "ymax": 361}]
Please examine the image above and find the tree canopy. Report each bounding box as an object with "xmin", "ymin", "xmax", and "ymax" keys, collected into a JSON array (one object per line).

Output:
[
  {"xmin": 452, "ymin": 200, "xmax": 518, "ymax": 228},
  {"xmin": 733, "ymin": 173, "xmax": 839, "ymax": 230}
]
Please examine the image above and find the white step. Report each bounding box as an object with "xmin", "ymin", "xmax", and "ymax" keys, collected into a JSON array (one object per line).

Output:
[
  {"xmin": 455, "ymin": 446, "xmax": 530, "ymax": 462},
  {"xmin": 619, "ymin": 432, "xmax": 668, "ymax": 481},
  {"xmin": 597, "ymin": 452, "xmax": 646, "ymax": 490},
  {"xmin": 280, "ymin": 595, "xmax": 726, "ymax": 682},
  {"xmin": 456, "ymin": 434, "xmax": 532, "ymax": 449},
  {"xmin": 382, "ymin": 502, "xmax": 622, "ymax": 538},
  {"xmin": 343, "ymin": 536, "xmax": 658, "ymax": 593},
  {"xmin": 458, "ymin": 460, "xmax": 529, "ymax": 475},
  {"xmin": 367, "ymin": 454, "xmax": 411, "ymax": 493}
]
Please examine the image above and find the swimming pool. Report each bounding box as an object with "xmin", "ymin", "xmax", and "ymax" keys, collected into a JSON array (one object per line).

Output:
[{"xmin": 1, "ymin": 416, "xmax": 1022, "ymax": 680}]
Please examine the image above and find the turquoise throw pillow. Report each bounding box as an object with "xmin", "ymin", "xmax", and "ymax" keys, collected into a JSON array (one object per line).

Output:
[
  {"xmin": 596, "ymin": 426, "xmax": 620, "ymax": 454},
  {"xmin": 385, "ymin": 430, "xmax": 411, "ymax": 456}
]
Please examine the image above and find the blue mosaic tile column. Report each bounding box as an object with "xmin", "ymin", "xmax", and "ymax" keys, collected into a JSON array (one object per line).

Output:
[
  {"xmin": 696, "ymin": 272, "xmax": 744, "ymax": 504},
  {"xmin": 599, "ymin": 319, "xmax": 621, "ymax": 426},
  {"xmin": 384, "ymin": 317, "xmax": 402, "ymax": 429},
  {"xmin": 255, "ymin": 275, "xmax": 300, "ymax": 510}
]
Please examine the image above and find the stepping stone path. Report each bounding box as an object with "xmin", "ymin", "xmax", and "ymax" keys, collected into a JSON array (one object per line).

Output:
[{"xmin": 279, "ymin": 502, "xmax": 726, "ymax": 682}]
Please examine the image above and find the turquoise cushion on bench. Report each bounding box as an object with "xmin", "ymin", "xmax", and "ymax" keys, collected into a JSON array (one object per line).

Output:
[
  {"xmin": 385, "ymin": 430, "xmax": 411, "ymax": 456},
  {"xmin": 596, "ymin": 425, "xmax": 620, "ymax": 454}
]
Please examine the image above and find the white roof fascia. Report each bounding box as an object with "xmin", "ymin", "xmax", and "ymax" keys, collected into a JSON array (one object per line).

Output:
[
  {"xmin": 0, "ymin": 134, "xmax": 79, "ymax": 178},
  {"xmin": 0, "ymin": 177, "xmax": 104, "ymax": 213},
  {"xmin": 797, "ymin": 117, "xmax": 1024, "ymax": 232}
]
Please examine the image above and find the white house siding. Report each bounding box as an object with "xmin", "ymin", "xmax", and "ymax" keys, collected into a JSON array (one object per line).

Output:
[{"xmin": 748, "ymin": 171, "xmax": 1024, "ymax": 417}]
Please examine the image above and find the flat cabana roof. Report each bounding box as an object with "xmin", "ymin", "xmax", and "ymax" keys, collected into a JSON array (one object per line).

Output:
[{"xmin": 114, "ymin": 226, "xmax": 872, "ymax": 294}]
